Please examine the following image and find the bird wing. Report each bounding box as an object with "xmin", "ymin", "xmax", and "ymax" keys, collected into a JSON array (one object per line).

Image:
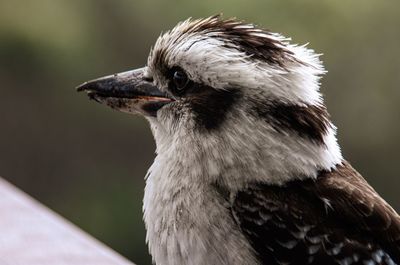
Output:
[{"xmin": 231, "ymin": 161, "xmax": 400, "ymax": 265}]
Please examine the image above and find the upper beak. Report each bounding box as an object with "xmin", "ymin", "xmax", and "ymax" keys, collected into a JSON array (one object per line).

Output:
[{"xmin": 76, "ymin": 67, "xmax": 173, "ymax": 117}]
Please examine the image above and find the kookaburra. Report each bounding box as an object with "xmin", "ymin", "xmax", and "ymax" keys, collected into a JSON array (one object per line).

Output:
[{"xmin": 77, "ymin": 16, "xmax": 400, "ymax": 265}]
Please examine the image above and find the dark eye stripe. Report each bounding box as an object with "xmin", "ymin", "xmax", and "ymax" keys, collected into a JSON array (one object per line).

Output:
[
  {"xmin": 188, "ymin": 87, "xmax": 241, "ymax": 131},
  {"xmin": 251, "ymin": 101, "xmax": 331, "ymax": 145}
]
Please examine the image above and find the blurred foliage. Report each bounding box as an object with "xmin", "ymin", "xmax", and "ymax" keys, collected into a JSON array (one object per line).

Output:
[{"xmin": 0, "ymin": 0, "xmax": 399, "ymax": 264}]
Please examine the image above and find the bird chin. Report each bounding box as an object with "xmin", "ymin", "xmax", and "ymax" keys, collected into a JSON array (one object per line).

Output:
[{"xmin": 88, "ymin": 92, "xmax": 173, "ymax": 117}]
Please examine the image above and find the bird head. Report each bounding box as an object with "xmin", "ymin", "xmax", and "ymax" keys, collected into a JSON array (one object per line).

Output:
[{"xmin": 77, "ymin": 16, "xmax": 342, "ymax": 185}]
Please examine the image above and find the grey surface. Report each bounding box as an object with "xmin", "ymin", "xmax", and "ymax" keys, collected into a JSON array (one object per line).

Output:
[{"xmin": 0, "ymin": 178, "xmax": 135, "ymax": 265}]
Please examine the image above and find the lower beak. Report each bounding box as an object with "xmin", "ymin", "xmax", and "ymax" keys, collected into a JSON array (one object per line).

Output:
[{"xmin": 76, "ymin": 67, "xmax": 173, "ymax": 117}]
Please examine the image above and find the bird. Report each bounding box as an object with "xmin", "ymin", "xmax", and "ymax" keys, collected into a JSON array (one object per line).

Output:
[{"xmin": 77, "ymin": 15, "xmax": 400, "ymax": 265}]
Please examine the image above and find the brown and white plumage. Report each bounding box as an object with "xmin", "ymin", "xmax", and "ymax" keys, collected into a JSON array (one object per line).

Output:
[
  {"xmin": 233, "ymin": 162, "xmax": 400, "ymax": 265},
  {"xmin": 77, "ymin": 15, "xmax": 400, "ymax": 265}
]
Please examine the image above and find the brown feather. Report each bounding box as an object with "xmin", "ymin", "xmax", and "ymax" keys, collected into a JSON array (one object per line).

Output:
[{"xmin": 232, "ymin": 161, "xmax": 400, "ymax": 264}]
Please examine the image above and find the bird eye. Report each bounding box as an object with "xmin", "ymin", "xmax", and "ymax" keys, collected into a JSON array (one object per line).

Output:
[{"xmin": 172, "ymin": 69, "xmax": 189, "ymax": 91}]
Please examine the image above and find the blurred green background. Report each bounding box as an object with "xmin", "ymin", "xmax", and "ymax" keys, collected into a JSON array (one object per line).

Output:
[{"xmin": 0, "ymin": 0, "xmax": 399, "ymax": 264}]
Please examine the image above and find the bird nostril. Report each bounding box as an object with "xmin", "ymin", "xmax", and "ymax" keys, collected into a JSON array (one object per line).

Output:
[{"xmin": 143, "ymin": 76, "xmax": 154, "ymax": 82}]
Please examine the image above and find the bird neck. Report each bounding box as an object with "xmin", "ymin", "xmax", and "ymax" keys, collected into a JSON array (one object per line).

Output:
[{"xmin": 148, "ymin": 112, "xmax": 343, "ymax": 190}]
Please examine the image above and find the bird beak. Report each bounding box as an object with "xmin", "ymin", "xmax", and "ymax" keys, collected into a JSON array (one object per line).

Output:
[{"xmin": 76, "ymin": 67, "xmax": 173, "ymax": 117}]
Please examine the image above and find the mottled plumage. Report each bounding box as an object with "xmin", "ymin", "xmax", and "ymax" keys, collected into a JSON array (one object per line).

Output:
[
  {"xmin": 233, "ymin": 162, "xmax": 400, "ymax": 265},
  {"xmin": 77, "ymin": 15, "xmax": 400, "ymax": 265}
]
